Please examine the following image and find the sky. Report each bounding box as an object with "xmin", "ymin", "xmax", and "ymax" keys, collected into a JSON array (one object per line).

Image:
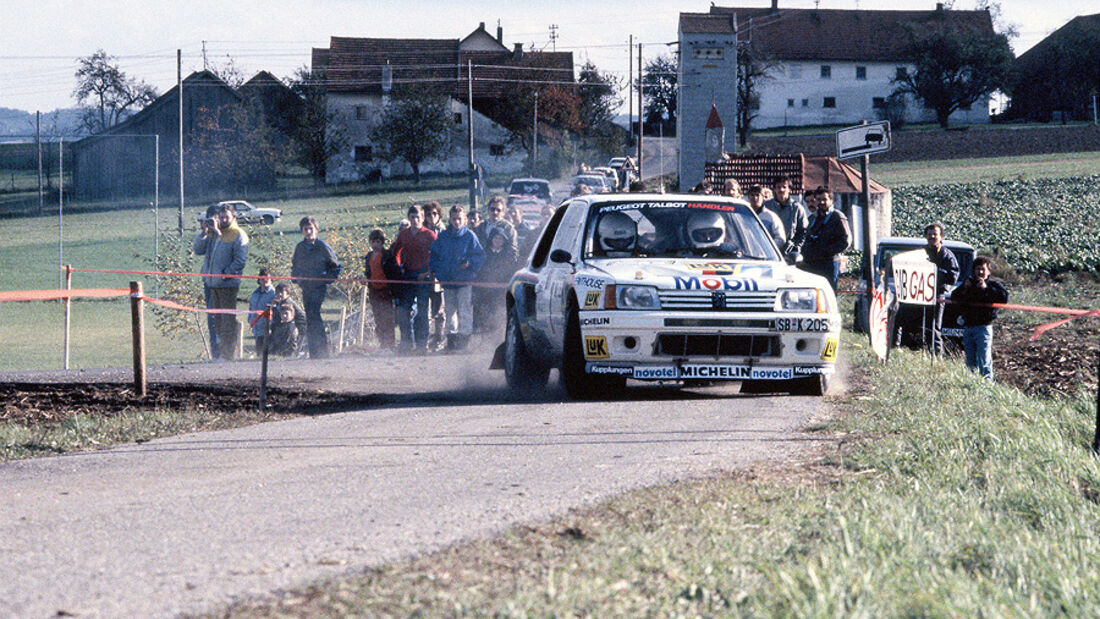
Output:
[{"xmin": 0, "ymin": 0, "xmax": 1094, "ymax": 115}]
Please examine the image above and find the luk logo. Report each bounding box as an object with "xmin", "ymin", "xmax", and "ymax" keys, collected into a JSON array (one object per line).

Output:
[
  {"xmin": 584, "ymin": 336, "xmax": 609, "ymax": 359},
  {"xmin": 583, "ymin": 290, "xmax": 601, "ymax": 309},
  {"xmin": 821, "ymin": 337, "xmax": 838, "ymax": 362}
]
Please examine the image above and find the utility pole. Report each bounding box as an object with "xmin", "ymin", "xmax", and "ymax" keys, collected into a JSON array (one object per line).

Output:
[
  {"xmin": 637, "ymin": 42, "xmax": 644, "ymax": 181},
  {"xmin": 467, "ymin": 60, "xmax": 478, "ymax": 211},
  {"xmin": 36, "ymin": 111, "xmax": 42, "ymax": 215},
  {"xmin": 177, "ymin": 49, "xmax": 184, "ymax": 236},
  {"xmin": 628, "ymin": 35, "xmax": 633, "ymax": 155},
  {"xmin": 532, "ymin": 91, "xmax": 539, "ymax": 175},
  {"xmin": 58, "ymin": 138, "xmax": 63, "ymax": 290},
  {"xmin": 549, "ymin": 24, "xmax": 558, "ymax": 52}
]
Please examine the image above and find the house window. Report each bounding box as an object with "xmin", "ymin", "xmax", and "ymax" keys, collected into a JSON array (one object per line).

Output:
[
  {"xmin": 896, "ymin": 66, "xmax": 908, "ymax": 80},
  {"xmin": 856, "ymin": 66, "xmax": 867, "ymax": 80},
  {"xmin": 872, "ymin": 97, "xmax": 886, "ymax": 109},
  {"xmin": 354, "ymin": 105, "xmax": 369, "ymax": 120},
  {"xmin": 789, "ymin": 64, "xmax": 802, "ymax": 79},
  {"xmin": 801, "ymin": 98, "xmax": 809, "ymax": 107},
  {"xmin": 489, "ymin": 144, "xmax": 505, "ymax": 156},
  {"xmin": 787, "ymin": 98, "xmax": 795, "ymax": 108},
  {"xmin": 823, "ymin": 97, "xmax": 837, "ymax": 109},
  {"xmin": 354, "ymin": 146, "xmax": 372, "ymax": 161},
  {"xmin": 454, "ymin": 112, "xmax": 463, "ymax": 125},
  {"xmin": 820, "ymin": 65, "xmax": 831, "ymax": 79}
]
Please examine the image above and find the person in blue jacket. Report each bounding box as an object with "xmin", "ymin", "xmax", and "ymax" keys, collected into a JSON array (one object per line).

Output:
[{"xmin": 429, "ymin": 205, "xmax": 485, "ymax": 352}]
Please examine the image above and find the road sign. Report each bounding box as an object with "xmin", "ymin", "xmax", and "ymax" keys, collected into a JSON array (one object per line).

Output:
[
  {"xmin": 891, "ymin": 249, "xmax": 937, "ymax": 306},
  {"xmin": 836, "ymin": 121, "xmax": 891, "ymax": 160}
]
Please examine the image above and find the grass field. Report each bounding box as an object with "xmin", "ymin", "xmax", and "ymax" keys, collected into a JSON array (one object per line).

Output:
[
  {"xmin": 0, "ymin": 187, "xmax": 467, "ymax": 371},
  {"xmin": 216, "ymin": 332, "xmax": 1100, "ymax": 616},
  {"xmin": 875, "ymin": 151, "xmax": 1100, "ymax": 186}
]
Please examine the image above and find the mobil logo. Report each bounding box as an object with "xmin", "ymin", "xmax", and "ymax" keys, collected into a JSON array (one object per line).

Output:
[{"xmin": 674, "ymin": 276, "xmax": 759, "ymax": 292}]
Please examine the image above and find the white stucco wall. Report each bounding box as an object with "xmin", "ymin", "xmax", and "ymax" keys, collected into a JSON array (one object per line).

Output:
[
  {"xmin": 754, "ymin": 60, "xmax": 991, "ymax": 129},
  {"xmin": 326, "ymin": 93, "xmax": 527, "ymax": 184}
]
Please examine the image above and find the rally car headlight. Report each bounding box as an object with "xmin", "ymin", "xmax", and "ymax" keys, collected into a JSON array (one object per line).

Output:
[
  {"xmin": 606, "ymin": 284, "xmax": 661, "ymax": 310},
  {"xmin": 775, "ymin": 288, "xmax": 823, "ymax": 313}
]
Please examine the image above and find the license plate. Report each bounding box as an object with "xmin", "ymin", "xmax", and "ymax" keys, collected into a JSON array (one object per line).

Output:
[{"xmin": 775, "ymin": 317, "xmax": 830, "ymax": 332}]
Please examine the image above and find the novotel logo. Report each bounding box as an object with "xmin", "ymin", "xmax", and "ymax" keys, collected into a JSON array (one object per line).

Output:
[{"xmin": 674, "ymin": 276, "xmax": 759, "ymax": 291}]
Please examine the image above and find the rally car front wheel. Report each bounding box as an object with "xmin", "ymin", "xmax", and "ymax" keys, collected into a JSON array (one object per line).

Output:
[
  {"xmin": 561, "ymin": 305, "xmax": 625, "ymax": 400},
  {"xmin": 504, "ymin": 308, "xmax": 549, "ymax": 394}
]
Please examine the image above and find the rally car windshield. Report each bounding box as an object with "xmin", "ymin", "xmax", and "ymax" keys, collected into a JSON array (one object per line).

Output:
[{"xmin": 583, "ymin": 201, "xmax": 782, "ymax": 261}]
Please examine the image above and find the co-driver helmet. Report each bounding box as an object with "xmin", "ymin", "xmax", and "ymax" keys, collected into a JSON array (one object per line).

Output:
[
  {"xmin": 685, "ymin": 210, "xmax": 726, "ymax": 248},
  {"xmin": 597, "ymin": 211, "xmax": 637, "ymax": 254}
]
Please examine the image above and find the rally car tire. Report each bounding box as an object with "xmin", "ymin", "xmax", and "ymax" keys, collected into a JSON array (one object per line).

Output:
[
  {"xmin": 788, "ymin": 374, "xmax": 829, "ymax": 396},
  {"xmin": 561, "ymin": 305, "xmax": 624, "ymax": 400},
  {"xmin": 504, "ymin": 308, "xmax": 549, "ymax": 393}
]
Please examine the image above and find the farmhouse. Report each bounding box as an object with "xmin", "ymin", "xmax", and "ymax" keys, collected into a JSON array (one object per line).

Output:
[
  {"xmin": 70, "ymin": 70, "xmax": 301, "ymax": 201},
  {"xmin": 678, "ymin": 2, "xmax": 997, "ymax": 188},
  {"xmin": 312, "ymin": 22, "xmax": 574, "ymax": 183},
  {"xmin": 1007, "ymin": 13, "xmax": 1100, "ymax": 122}
]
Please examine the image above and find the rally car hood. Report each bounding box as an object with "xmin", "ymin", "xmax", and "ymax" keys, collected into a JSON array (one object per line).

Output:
[{"xmin": 581, "ymin": 258, "xmax": 822, "ymax": 291}]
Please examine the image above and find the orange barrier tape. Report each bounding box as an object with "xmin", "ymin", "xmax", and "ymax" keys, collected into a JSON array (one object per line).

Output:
[
  {"xmin": 140, "ymin": 296, "xmax": 259, "ymax": 316},
  {"xmin": 1030, "ymin": 309, "xmax": 1100, "ymax": 342},
  {"xmin": 0, "ymin": 288, "xmax": 129, "ymax": 302},
  {"xmin": 67, "ymin": 267, "xmax": 509, "ymax": 289}
]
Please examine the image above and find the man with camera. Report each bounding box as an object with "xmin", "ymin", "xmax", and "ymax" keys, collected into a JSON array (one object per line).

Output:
[{"xmin": 192, "ymin": 203, "xmax": 249, "ymax": 360}]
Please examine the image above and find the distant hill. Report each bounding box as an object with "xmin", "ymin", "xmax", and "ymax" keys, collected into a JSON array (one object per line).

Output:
[{"xmin": 0, "ymin": 107, "xmax": 86, "ymax": 138}]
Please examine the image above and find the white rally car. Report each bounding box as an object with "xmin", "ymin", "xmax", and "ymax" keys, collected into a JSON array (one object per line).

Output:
[{"xmin": 498, "ymin": 194, "xmax": 840, "ymax": 398}]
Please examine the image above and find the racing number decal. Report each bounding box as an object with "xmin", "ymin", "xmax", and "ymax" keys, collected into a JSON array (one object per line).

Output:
[
  {"xmin": 821, "ymin": 337, "xmax": 838, "ymax": 362},
  {"xmin": 583, "ymin": 290, "xmax": 601, "ymax": 309},
  {"xmin": 584, "ymin": 336, "xmax": 610, "ymax": 359}
]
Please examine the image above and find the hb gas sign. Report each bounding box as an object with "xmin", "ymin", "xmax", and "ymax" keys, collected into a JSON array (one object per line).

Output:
[{"xmin": 891, "ymin": 249, "xmax": 937, "ymax": 306}]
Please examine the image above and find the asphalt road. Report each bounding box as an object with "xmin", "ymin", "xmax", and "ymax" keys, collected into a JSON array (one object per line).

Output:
[{"xmin": 0, "ymin": 349, "xmax": 835, "ymax": 618}]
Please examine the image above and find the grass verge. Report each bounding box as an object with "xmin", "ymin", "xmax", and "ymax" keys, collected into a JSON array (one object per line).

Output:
[
  {"xmin": 0, "ymin": 406, "xmax": 294, "ymax": 462},
  {"xmin": 214, "ymin": 334, "xmax": 1100, "ymax": 617}
]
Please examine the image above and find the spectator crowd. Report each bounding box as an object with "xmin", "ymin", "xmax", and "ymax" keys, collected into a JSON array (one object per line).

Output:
[{"xmin": 193, "ymin": 197, "xmax": 544, "ymax": 360}]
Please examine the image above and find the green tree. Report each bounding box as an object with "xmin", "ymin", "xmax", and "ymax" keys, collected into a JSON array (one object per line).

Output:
[
  {"xmin": 894, "ymin": 19, "xmax": 1013, "ymax": 128},
  {"xmin": 72, "ymin": 49, "xmax": 158, "ymax": 134},
  {"xmin": 286, "ymin": 66, "xmax": 344, "ymax": 184},
  {"xmin": 576, "ymin": 62, "xmax": 625, "ymax": 157},
  {"xmin": 371, "ymin": 86, "xmax": 455, "ymax": 183},
  {"xmin": 642, "ymin": 55, "xmax": 677, "ymax": 135},
  {"xmin": 186, "ymin": 101, "xmax": 287, "ymax": 195}
]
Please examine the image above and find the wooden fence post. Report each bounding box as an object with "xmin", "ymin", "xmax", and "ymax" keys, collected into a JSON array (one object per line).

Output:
[
  {"xmin": 63, "ymin": 264, "xmax": 72, "ymax": 370},
  {"xmin": 358, "ymin": 286, "xmax": 368, "ymax": 345},
  {"xmin": 337, "ymin": 306, "xmax": 347, "ymax": 354},
  {"xmin": 130, "ymin": 281, "xmax": 146, "ymax": 397}
]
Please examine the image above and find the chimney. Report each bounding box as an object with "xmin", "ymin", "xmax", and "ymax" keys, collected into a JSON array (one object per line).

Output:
[
  {"xmin": 512, "ymin": 43, "xmax": 524, "ymax": 60},
  {"xmin": 771, "ymin": 0, "xmax": 778, "ymax": 9},
  {"xmin": 479, "ymin": 21, "xmax": 486, "ymax": 31},
  {"xmin": 497, "ymin": 22, "xmax": 503, "ymax": 44},
  {"xmin": 935, "ymin": 2, "xmax": 944, "ymax": 11}
]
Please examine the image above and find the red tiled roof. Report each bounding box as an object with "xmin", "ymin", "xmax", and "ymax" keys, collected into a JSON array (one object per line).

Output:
[
  {"xmin": 704, "ymin": 154, "xmax": 888, "ymax": 194},
  {"xmin": 679, "ymin": 12, "xmax": 737, "ymax": 34},
  {"xmin": 680, "ymin": 6, "xmax": 995, "ymax": 62},
  {"xmin": 314, "ymin": 36, "xmax": 573, "ymax": 96}
]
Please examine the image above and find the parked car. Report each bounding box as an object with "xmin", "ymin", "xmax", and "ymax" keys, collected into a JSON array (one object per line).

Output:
[
  {"xmin": 197, "ymin": 200, "xmax": 282, "ymax": 226},
  {"xmin": 571, "ymin": 174, "xmax": 614, "ymax": 194},
  {"xmin": 495, "ymin": 193, "xmax": 841, "ymax": 399},
  {"xmin": 506, "ymin": 178, "xmax": 554, "ymax": 205},
  {"xmin": 590, "ymin": 166, "xmax": 620, "ymax": 191},
  {"xmin": 608, "ymin": 156, "xmax": 638, "ymax": 188},
  {"xmin": 853, "ymin": 236, "xmax": 974, "ymax": 349}
]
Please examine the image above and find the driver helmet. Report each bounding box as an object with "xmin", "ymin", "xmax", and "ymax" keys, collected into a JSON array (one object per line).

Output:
[
  {"xmin": 685, "ymin": 210, "xmax": 726, "ymax": 248},
  {"xmin": 597, "ymin": 211, "xmax": 637, "ymax": 254}
]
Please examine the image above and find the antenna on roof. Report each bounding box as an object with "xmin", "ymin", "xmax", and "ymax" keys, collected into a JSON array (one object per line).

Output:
[{"xmin": 549, "ymin": 24, "xmax": 558, "ymax": 52}]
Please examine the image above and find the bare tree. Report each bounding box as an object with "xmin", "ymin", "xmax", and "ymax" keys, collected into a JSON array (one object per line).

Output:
[
  {"xmin": 72, "ymin": 49, "xmax": 157, "ymax": 134},
  {"xmin": 736, "ymin": 42, "xmax": 777, "ymax": 148}
]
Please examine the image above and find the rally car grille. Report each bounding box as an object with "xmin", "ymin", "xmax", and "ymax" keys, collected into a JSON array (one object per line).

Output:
[
  {"xmin": 656, "ymin": 333, "xmax": 779, "ymax": 357},
  {"xmin": 658, "ymin": 290, "xmax": 776, "ymax": 312}
]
